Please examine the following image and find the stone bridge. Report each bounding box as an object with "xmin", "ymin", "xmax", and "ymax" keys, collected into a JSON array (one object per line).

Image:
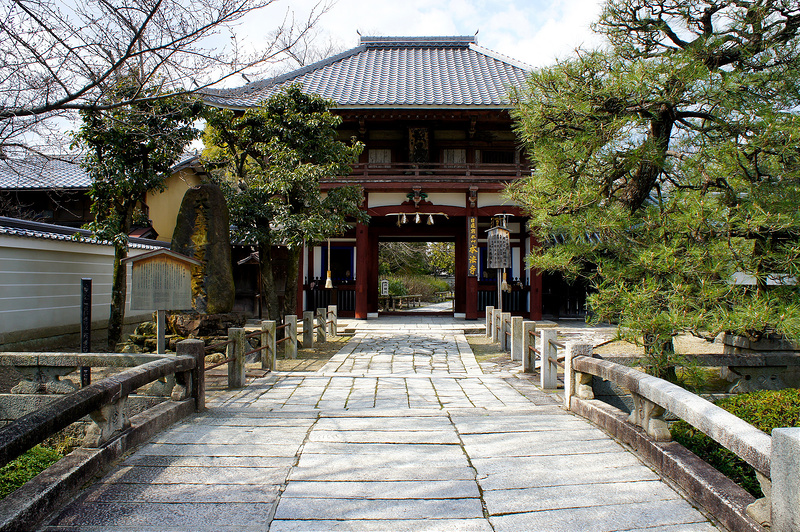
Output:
[{"xmin": 1, "ymin": 317, "xmax": 796, "ymax": 531}]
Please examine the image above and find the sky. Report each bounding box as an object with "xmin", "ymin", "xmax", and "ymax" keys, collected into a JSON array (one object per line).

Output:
[{"xmin": 242, "ymin": 0, "xmax": 608, "ymax": 73}]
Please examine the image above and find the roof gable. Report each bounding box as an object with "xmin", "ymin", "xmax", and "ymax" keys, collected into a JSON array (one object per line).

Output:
[{"xmin": 204, "ymin": 36, "xmax": 531, "ymax": 110}]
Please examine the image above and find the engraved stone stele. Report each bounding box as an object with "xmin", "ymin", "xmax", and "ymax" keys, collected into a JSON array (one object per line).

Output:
[{"xmin": 171, "ymin": 183, "xmax": 235, "ymax": 314}]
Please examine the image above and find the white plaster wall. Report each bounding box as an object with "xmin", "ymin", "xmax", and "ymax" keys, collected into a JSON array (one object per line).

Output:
[
  {"xmin": 425, "ymin": 192, "xmax": 464, "ymax": 208},
  {"xmin": 0, "ymin": 235, "xmax": 152, "ymax": 338},
  {"xmin": 477, "ymin": 192, "xmax": 519, "ymax": 208},
  {"xmin": 368, "ymin": 193, "xmax": 409, "ymax": 208}
]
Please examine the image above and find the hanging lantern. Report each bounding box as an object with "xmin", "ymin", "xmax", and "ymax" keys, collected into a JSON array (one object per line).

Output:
[
  {"xmin": 487, "ymin": 222, "xmax": 511, "ymax": 269},
  {"xmin": 501, "ymin": 270, "xmax": 511, "ymax": 292},
  {"xmin": 325, "ymin": 238, "xmax": 333, "ymax": 288}
]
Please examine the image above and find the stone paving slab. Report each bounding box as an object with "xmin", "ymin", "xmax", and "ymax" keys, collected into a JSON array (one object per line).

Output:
[
  {"xmin": 133, "ymin": 443, "xmax": 301, "ymax": 457},
  {"xmin": 308, "ymin": 429, "xmax": 461, "ymax": 444},
  {"xmin": 72, "ymin": 483, "xmax": 279, "ymax": 504},
  {"xmin": 46, "ymin": 502, "xmax": 275, "ymax": 531},
  {"xmin": 288, "ymin": 465, "xmax": 478, "ymax": 482},
  {"xmin": 461, "ymin": 433, "xmax": 625, "ymax": 458},
  {"xmin": 274, "ymin": 497, "xmax": 484, "ymax": 520},
  {"xmin": 281, "ymin": 480, "xmax": 480, "ymax": 499},
  {"xmin": 122, "ymin": 455, "xmax": 296, "ymax": 468},
  {"xmin": 295, "ymin": 451, "xmax": 467, "ymax": 470},
  {"xmin": 269, "ymin": 518, "xmax": 494, "ymax": 531},
  {"xmin": 102, "ymin": 465, "xmax": 290, "ymax": 485},
  {"xmin": 489, "ymin": 499, "xmax": 716, "ymax": 532},
  {"xmin": 481, "ymin": 479, "xmax": 681, "ymax": 514},
  {"xmin": 299, "ymin": 442, "xmax": 467, "ymax": 458}
]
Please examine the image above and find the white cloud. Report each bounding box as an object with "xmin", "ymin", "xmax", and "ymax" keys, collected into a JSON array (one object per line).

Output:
[{"xmin": 234, "ymin": 0, "xmax": 606, "ymax": 75}]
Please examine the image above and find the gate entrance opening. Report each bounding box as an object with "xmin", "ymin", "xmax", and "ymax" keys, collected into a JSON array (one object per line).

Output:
[{"xmin": 377, "ymin": 237, "xmax": 455, "ymax": 315}]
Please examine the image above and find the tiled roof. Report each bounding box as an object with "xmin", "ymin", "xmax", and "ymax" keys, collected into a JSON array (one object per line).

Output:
[
  {"xmin": 0, "ymin": 152, "xmax": 201, "ymax": 190},
  {"xmin": 0, "ymin": 216, "xmax": 168, "ymax": 249},
  {"xmin": 0, "ymin": 157, "xmax": 89, "ymax": 190},
  {"xmin": 203, "ymin": 36, "xmax": 531, "ymax": 109}
]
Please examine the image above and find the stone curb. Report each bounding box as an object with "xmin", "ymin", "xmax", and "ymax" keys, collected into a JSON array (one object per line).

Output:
[{"xmin": 571, "ymin": 397, "xmax": 764, "ymax": 532}]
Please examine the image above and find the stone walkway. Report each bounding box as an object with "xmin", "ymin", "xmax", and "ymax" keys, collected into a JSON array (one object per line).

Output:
[{"xmin": 43, "ymin": 317, "xmax": 721, "ymax": 532}]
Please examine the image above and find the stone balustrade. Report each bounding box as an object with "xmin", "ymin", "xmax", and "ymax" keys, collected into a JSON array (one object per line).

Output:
[
  {"xmin": 0, "ymin": 341, "xmax": 206, "ymax": 530},
  {"xmin": 567, "ymin": 351, "xmax": 798, "ymax": 532}
]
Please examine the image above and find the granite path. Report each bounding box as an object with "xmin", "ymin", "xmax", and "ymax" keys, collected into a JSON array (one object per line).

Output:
[{"xmin": 43, "ymin": 317, "xmax": 721, "ymax": 532}]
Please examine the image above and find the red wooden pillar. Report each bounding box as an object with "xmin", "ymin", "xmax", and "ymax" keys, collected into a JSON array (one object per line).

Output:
[
  {"xmin": 368, "ymin": 227, "xmax": 379, "ymax": 314},
  {"xmin": 529, "ymin": 233, "xmax": 543, "ymax": 320},
  {"xmin": 454, "ymin": 226, "xmax": 466, "ymax": 315},
  {"xmin": 355, "ymin": 222, "xmax": 369, "ymax": 319}
]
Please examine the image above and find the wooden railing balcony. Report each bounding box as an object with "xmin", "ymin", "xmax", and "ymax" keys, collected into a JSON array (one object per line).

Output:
[{"xmin": 325, "ymin": 162, "xmax": 531, "ymax": 184}]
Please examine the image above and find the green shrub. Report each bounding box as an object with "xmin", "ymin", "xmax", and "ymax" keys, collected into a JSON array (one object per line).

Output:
[
  {"xmin": 384, "ymin": 275, "xmax": 449, "ymax": 301},
  {"xmin": 671, "ymin": 388, "xmax": 800, "ymax": 498},
  {"xmin": 381, "ymin": 278, "xmax": 405, "ymax": 296},
  {"xmin": 0, "ymin": 425, "xmax": 83, "ymax": 500},
  {"xmin": 0, "ymin": 445, "xmax": 62, "ymax": 499}
]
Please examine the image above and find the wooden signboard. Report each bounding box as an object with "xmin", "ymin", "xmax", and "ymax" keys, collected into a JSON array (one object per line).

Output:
[{"xmin": 124, "ymin": 249, "xmax": 199, "ymax": 311}]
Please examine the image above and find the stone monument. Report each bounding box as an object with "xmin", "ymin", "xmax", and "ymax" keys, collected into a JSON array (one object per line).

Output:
[{"xmin": 171, "ymin": 183, "xmax": 235, "ymax": 314}]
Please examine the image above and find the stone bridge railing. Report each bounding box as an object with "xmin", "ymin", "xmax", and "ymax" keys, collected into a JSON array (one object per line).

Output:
[
  {"xmin": 564, "ymin": 348, "xmax": 799, "ymax": 532},
  {"xmin": 0, "ymin": 340, "xmax": 206, "ymax": 531}
]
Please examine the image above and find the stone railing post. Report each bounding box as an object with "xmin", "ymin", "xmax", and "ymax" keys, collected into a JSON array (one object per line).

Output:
[
  {"xmin": 303, "ymin": 311, "xmax": 314, "ymax": 348},
  {"xmin": 285, "ymin": 315, "xmax": 298, "ymax": 360},
  {"xmin": 227, "ymin": 328, "xmax": 246, "ymax": 389},
  {"xmin": 540, "ymin": 329, "xmax": 558, "ymax": 390},
  {"xmin": 316, "ymin": 308, "xmax": 326, "ymax": 343},
  {"xmin": 627, "ymin": 392, "xmax": 671, "ymax": 441},
  {"xmin": 328, "ymin": 305, "xmax": 337, "ymax": 336},
  {"xmin": 564, "ymin": 342, "xmax": 594, "ymax": 409},
  {"xmin": 485, "ymin": 306, "xmax": 494, "ymax": 338},
  {"xmin": 500, "ymin": 312, "xmax": 511, "ymax": 351},
  {"xmin": 522, "ymin": 321, "xmax": 536, "ymax": 373},
  {"xmin": 83, "ymin": 396, "xmax": 129, "ymax": 447},
  {"xmin": 770, "ymin": 427, "xmax": 800, "ymax": 530},
  {"xmin": 510, "ymin": 316, "xmax": 523, "ymax": 361},
  {"xmin": 177, "ymin": 339, "xmax": 205, "ymax": 412},
  {"xmin": 261, "ymin": 320, "xmax": 276, "ymax": 372}
]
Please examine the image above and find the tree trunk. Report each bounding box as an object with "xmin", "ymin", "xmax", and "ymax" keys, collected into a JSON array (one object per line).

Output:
[
  {"xmin": 107, "ymin": 244, "xmax": 128, "ymax": 350},
  {"xmin": 642, "ymin": 331, "xmax": 677, "ymax": 381},
  {"xmin": 259, "ymin": 242, "xmax": 280, "ymax": 322},
  {"xmin": 283, "ymin": 247, "xmax": 301, "ymax": 317}
]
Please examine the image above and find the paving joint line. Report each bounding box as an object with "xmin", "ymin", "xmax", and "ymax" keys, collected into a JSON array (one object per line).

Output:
[{"xmin": 447, "ymin": 411, "xmax": 495, "ymax": 531}]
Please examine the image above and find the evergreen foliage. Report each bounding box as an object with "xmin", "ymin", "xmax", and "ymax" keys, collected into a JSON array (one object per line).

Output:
[
  {"xmin": 510, "ymin": 1, "xmax": 800, "ymax": 376},
  {"xmin": 671, "ymin": 388, "xmax": 800, "ymax": 497},
  {"xmin": 202, "ymin": 85, "xmax": 366, "ymax": 320},
  {"xmin": 72, "ymin": 76, "xmax": 198, "ymax": 348}
]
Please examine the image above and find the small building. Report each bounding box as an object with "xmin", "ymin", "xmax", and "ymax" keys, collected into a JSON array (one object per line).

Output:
[{"xmin": 0, "ymin": 152, "xmax": 205, "ymax": 241}]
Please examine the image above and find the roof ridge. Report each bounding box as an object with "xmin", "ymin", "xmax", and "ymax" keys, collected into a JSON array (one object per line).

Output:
[
  {"xmin": 360, "ymin": 35, "xmax": 476, "ymax": 46},
  {"xmin": 206, "ymin": 45, "xmax": 367, "ymax": 102},
  {"xmin": 469, "ymin": 43, "xmax": 534, "ymax": 71}
]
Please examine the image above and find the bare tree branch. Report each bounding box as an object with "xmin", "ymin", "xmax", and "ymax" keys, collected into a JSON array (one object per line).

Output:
[{"xmin": 0, "ymin": 0, "xmax": 331, "ymax": 157}]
